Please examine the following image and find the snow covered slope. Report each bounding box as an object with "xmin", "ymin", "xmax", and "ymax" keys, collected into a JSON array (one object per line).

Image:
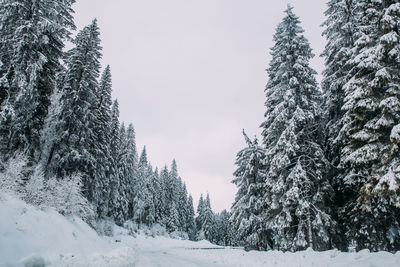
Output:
[
  {"xmin": 0, "ymin": 193, "xmax": 135, "ymax": 266},
  {"xmin": 1, "ymin": 193, "xmax": 400, "ymax": 266}
]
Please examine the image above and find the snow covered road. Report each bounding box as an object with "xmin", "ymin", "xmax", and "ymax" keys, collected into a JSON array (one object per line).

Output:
[
  {"xmin": 133, "ymin": 249, "xmax": 224, "ymax": 267},
  {"xmin": 97, "ymin": 234, "xmax": 400, "ymax": 267}
]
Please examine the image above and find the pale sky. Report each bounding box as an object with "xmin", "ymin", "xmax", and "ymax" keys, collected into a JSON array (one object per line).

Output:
[{"xmin": 73, "ymin": 0, "xmax": 327, "ymax": 212}]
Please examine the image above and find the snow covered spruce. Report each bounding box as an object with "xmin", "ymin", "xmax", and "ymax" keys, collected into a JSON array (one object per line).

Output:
[
  {"xmin": 230, "ymin": 2, "xmax": 400, "ymax": 252},
  {"xmin": 231, "ymin": 6, "xmax": 334, "ymax": 252}
]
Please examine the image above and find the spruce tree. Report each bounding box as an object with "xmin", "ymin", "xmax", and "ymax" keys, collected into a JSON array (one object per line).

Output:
[
  {"xmin": 260, "ymin": 5, "xmax": 335, "ymax": 251},
  {"xmin": 169, "ymin": 160, "xmax": 180, "ymax": 207},
  {"xmin": 230, "ymin": 131, "xmax": 269, "ymax": 250},
  {"xmin": 93, "ymin": 65, "xmax": 113, "ymax": 217},
  {"xmin": 145, "ymin": 163, "xmax": 156, "ymax": 226},
  {"xmin": 47, "ymin": 19, "xmax": 102, "ymax": 202},
  {"xmin": 110, "ymin": 100, "xmax": 121, "ymax": 164},
  {"xmin": 321, "ymin": 0, "xmax": 356, "ymax": 165},
  {"xmin": 111, "ymin": 123, "xmax": 126, "ymax": 225},
  {"xmin": 339, "ymin": 0, "xmax": 400, "ymax": 251},
  {"xmin": 167, "ymin": 202, "xmax": 180, "ymax": 232},
  {"xmin": 196, "ymin": 193, "xmax": 216, "ymax": 241},
  {"xmin": 321, "ymin": 0, "xmax": 357, "ymax": 250},
  {"xmin": 215, "ymin": 210, "xmax": 233, "ymax": 246},
  {"xmin": 152, "ymin": 167, "xmax": 164, "ymax": 223},
  {"xmin": 108, "ymin": 99, "xmax": 121, "ymax": 220},
  {"xmin": 112, "ymin": 123, "xmax": 138, "ymax": 225},
  {"xmin": 132, "ymin": 146, "xmax": 151, "ymax": 224},
  {"xmin": 0, "ymin": 0, "xmax": 75, "ymax": 162},
  {"xmin": 203, "ymin": 193, "xmax": 216, "ymax": 241},
  {"xmin": 159, "ymin": 166, "xmax": 169, "ymax": 225},
  {"xmin": 178, "ymin": 182, "xmax": 189, "ymax": 231},
  {"xmin": 196, "ymin": 194, "xmax": 205, "ymax": 235},
  {"xmin": 186, "ymin": 195, "xmax": 197, "ymax": 240},
  {"xmin": 124, "ymin": 123, "xmax": 138, "ymax": 220}
]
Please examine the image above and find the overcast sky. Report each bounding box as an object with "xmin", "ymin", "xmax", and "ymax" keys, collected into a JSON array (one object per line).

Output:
[{"xmin": 73, "ymin": 0, "xmax": 328, "ymax": 212}]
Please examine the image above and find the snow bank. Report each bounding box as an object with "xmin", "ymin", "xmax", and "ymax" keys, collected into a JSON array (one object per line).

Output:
[{"xmin": 0, "ymin": 193, "xmax": 135, "ymax": 266}]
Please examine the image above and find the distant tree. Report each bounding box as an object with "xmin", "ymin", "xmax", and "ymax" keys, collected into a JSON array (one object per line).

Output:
[
  {"xmin": 186, "ymin": 195, "xmax": 197, "ymax": 240},
  {"xmin": 214, "ymin": 210, "xmax": 234, "ymax": 246},
  {"xmin": 196, "ymin": 194, "xmax": 205, "ymax": 235},
  {"xmin": 132, "ymin": 146, "xmax": 151, "ymax": 224},
  {"xmin": 159, "ymin": 166, "xmax": 170, "ymax": 225},
  {"xmin": 144, "ymin": 164, "xmax": 156, "ymax": 226},
  {"xmin": 203, "ymin": 194, "xmax": 216, "ymax": 241},
  {"xmin": 151, "ymin": 168, "xmax": 164, "ymax": 222},
  {"xmin": 196, "ymin": 193, "xmax": 216, "ymax": 241},
  {"xmin": 166, "ymin": 202, "xmax": 180, "ymax": 232}
]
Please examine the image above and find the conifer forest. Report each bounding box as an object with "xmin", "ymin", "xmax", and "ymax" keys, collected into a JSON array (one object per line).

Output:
[{"xmin": 1, "ymin": 1, "xmax": 400, "ymax": 265}]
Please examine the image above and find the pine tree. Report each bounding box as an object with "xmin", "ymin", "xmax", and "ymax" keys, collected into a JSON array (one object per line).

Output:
[
  {"xmin": 260, "ymin": 5, "xmax": 335, "ymax": 251},
  {"xmin": 230, "ymin": 131, "xmax": 269, "ymax": 250},
  {"xmin": 0, "ymin": 0, "xmax": 75, "ymax": 162},
  {"xmin": 339, "ymin": 0, "xmax": 400, "ymax": 251}
]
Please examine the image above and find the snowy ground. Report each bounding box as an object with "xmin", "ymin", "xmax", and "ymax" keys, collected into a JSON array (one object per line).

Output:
[{"xmin": 1, "ymin": 193, "xmax": 400, "ymax": 267}]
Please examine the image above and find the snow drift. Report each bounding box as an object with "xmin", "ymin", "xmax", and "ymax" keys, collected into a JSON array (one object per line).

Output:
[{"xmin": 0, "ymin": 193, "xmax": 135, "ymax": 266}]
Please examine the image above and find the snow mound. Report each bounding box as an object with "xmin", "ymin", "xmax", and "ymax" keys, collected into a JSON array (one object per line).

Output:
[{"xmin": 0, "ymin": 193, "xmax": 134, "ymax": 266}]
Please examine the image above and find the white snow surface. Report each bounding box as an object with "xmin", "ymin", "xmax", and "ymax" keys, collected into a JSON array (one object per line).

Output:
[{"xmin": 1, "ymin": 193, "xmax": 400, "ymax": 267}]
